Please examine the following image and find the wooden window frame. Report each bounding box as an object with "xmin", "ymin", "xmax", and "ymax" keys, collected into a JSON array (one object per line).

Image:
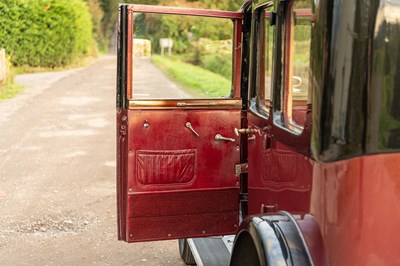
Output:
[
  {"xmin": 125, "ymin": 5, "xmax": 244, "ymax": 107},
  {"xmin": 280, "ymin": 1, "xmax": 314, "ymax": 132}
]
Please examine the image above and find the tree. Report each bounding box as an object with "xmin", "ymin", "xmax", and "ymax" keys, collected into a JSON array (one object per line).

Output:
[{"xmin": 98, "ymin": 0, "xmax": 243, "ymax": 51}]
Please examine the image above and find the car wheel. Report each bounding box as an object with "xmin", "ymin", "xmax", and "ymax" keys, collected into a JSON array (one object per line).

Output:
[{"xmin": 178, "ymin": 239, "xmax": 196, "ymax": 265}]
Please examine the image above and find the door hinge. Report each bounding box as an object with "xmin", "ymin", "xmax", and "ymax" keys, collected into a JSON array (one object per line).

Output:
[
  {"xmin": 235, "ymin": 163, "xmax": 248, "ymax": 175},
  {"xmin": 240, "ymin": 193, "xmax": 248, "ymax": 201},
  {"xmin": 119, "ymin": 115, "xmax": 127, "ymax": 137}
]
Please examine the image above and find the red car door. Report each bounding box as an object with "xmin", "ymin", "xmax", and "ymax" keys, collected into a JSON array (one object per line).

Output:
[
  {"xmin": 246, "ymin": 2, "xmax": 313, "ymax": 215},
  {"xmin": 116, "ymin": 4, "xmax": 244, "ymax": 242}
]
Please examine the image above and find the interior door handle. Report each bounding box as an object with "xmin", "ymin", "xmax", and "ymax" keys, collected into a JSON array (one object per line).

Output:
[
  {"xmin": 215, "ymin": 134, "xmax": 235, "ymax": 142},
  {"xmin": 185, "ymin": 122, "xmax": 200, "ymax": 137}
]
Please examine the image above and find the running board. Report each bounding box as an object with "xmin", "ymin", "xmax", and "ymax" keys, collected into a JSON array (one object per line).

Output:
[{"xmin": 187, "ymin": 236, "xmax": 234, "ymax": 266}]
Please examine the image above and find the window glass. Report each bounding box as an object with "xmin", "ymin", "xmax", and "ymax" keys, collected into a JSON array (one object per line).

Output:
[
  {"xmin": 251, "ymin": 7, "xmax": 274, "ymax": 117},
  {"xmin": 292, "ymin": 11, "xmax": 311, "ymax": 101},
  {"xmin": 132, "ymin": 13, "xmax": 234, "ymax": 99},
  {"xmin": 282, "ymin": 0, "xmax": 313, "ymax": 132},
  {"xmin": 264, "ymin": 15, "xmax": 274, "ymax": 101}
]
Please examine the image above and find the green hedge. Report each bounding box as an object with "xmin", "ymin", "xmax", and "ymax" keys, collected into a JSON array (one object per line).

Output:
[{"xmin": 0, "ymin": 0, "xmax": 94, "ymax": 67}]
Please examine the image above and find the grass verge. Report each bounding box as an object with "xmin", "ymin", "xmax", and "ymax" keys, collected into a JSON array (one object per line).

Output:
[
  {"xmin": 0, "ymin": 54, "xmax": 98, "ymax": 101},
  {"xmin": 15, "ymin": 55, "xmax": 97, "ymax": 74},
  {"xmin": 151, "ymin": 55, "xmax": 231, "ymax": 98},
  {"xmin": 0, "ymin": 82, "xmax": 24, "ymax": 100}
]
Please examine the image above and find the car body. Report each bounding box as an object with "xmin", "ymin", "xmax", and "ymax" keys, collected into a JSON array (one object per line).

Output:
[{"xmin": 116, "ymin": 0, "xmax": 400, "ymax": 264}]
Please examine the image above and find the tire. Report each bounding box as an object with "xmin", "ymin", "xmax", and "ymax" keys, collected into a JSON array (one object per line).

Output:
[{"xmin": 178, "ymin": 239, "xmax": 196, "ymax": 265}]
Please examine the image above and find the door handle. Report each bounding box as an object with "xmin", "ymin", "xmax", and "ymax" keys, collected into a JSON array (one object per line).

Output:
[
  {"xmin": 234, "ymin": 128, "xmax": 260, "ymax": 136},
  {"xmin": 215, "ymin": 134, "xmax": 235, "ymax": 142},
  {"xmin": 185, "ymin": 122, "xmax": 200, "ymax": 137}
]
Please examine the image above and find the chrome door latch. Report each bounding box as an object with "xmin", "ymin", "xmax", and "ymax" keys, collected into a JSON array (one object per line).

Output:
[
  {"xmin": 234, "ymin": 128, "xmax": 261, "ymax": 136},
  {"xmin": 235, "ymin": 163, "xmax": 248, "ymax": 175}
]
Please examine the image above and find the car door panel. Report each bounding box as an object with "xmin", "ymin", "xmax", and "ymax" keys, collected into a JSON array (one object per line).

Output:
[
  {"xmin": 247, "ymin": 111, "xmax": 312, "ymax": 215},
  {"xmin": 122, "ymin": 108, "xmax": 241, "ymax": 242},
  {"xmin": 128, "ymin": 189, "xmax": 239, "ymax": 241},
  {"xmin": 127, "ymin": 109, "xmax": 241, "ymax": 191},
  {"xmin": 117, "ymin": 4, "xmax": 243, "ymax": 242}
]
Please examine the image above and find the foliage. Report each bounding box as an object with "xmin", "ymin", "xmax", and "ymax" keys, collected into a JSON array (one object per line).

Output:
[
  {"xmin": 98, "ymin": 0, "xmax": 243, "ymax": 51},
  {"xmin": 0, "ymin": 81, "xmax": 23, "ymax": 100},
  {"xmin": 98, "ymin": 0, "xmax": 120, "ymax": 50},
  {"xmin": 134, "ymin": 12, "xmax": 234, "ymax": 79},
  {"xmin": 187, "ymin": 38, "xmax": 232, "ymax": 79},
  {"xmin": 84, "ymin": 0, "xmax": 105, "ymax": 51},
  {"xmin": 0, "ymin": 0, "xmax": 95, "ymax": 67},
  {"xmin": 376, "ymin": 22, "xmax": 400, "ymax": 149},
  {"xmin": 151, "ymin": 55, "xmax": 231, "ymax": 97},
  {"xmin": 169, "ymin": 0, "xmax": 243, "ymax": 10},
  {"xmin": 134, "ymin": 12, "xmax": 232, "ymax": 54},
  {"xmin": 200, "ymin": 53, "xmax": 232, "ymax": 80}
]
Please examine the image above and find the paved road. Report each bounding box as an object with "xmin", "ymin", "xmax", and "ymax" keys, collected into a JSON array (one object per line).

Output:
[
  {"xmin": 133, "ymin": 56, "xmax": 190, "ymax": 99},
  {"xmin": 0, "ymin": 56, "xmax": 185, "ymax": 265}
]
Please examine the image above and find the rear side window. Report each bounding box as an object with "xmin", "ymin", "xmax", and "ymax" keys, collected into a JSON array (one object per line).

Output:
[
  {"xmin": 280, "ymin": 0, "xmax": 313, "ymax": 133},
  {"xmin": 250, "ymin": 0, "xmax": 313, "ymax": 127},
  {"xmin": 249, "ymin": 5, "xmax": 274, "ymax": 117}
]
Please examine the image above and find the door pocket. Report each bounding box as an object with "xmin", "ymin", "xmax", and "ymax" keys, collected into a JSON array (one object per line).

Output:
[
  {"xmin": 262, "ymin": 149, "xmax": 310, "ymax": 184},
  {"xmin": 137, "ymin": 149, "xmax": 197, "ymax": 185}
]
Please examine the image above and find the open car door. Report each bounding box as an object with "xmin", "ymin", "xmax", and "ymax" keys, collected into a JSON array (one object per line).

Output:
[{"xmin": 117, "ymin": 4, "xmax": 244, "ymax": 242}]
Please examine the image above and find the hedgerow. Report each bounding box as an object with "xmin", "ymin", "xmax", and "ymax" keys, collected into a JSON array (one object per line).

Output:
[{"xmin": 0, "ymin": 0, "xmax": 94, "ymax": 67}]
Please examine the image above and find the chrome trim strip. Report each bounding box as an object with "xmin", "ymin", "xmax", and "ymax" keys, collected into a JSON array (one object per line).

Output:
[{"xmin": 129, "ymin": 99, "xmax": 242, "ymax": 110}]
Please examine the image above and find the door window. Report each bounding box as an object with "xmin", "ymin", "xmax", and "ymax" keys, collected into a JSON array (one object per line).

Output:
[
  {"xmin": 281, "ymin": 0, "xmax": 313, "ymax": 132},
  {"xmin": 131, "ymin": 13, "xmax": 235, "ymax": 99},
  {"xmin": 264, "ymin": 15, "xmax": 274, "ymax": 102},
  {"xmin": 249, "ymin": 5, "xmax": 274, "ymax": 118},
  {"xmin": 247, "ymin": 0, "xmax": 313, "ymax": 131}
]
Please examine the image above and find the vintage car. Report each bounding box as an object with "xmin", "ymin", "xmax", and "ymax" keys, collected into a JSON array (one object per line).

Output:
[{"xmin": 116, "ymin": 0, "xmax": 400, "ymax": 265}]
